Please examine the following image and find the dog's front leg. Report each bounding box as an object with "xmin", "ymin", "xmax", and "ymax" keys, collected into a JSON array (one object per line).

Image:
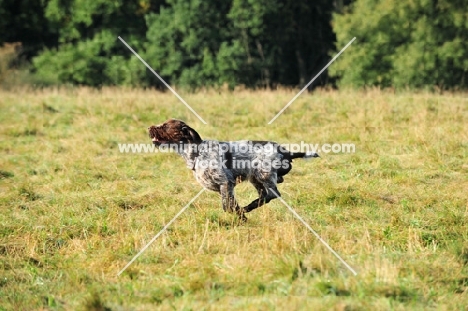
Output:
[{"xmin": 220, "ymin": 183, "xmax": 246, "ymax": 221}]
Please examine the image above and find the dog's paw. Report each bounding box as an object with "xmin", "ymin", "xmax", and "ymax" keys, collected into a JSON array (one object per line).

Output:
[{"xmin": 237, "ymin": 213, "xmax": 248, "ymax": 223}]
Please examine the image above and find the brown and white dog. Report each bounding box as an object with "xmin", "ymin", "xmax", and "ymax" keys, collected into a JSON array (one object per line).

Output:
[{"xmin": 148, "ymin": 119, "xmax": 319, "ymax": 221}]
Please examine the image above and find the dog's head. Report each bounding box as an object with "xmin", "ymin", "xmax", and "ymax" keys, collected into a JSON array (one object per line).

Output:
[{"xmin": 148, "ymin": 119, "xmax": 202, "ymax": 146}]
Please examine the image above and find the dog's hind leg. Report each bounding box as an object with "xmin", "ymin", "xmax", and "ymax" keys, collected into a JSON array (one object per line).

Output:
[{"xmin": 243, "ymin": 182, "xmax": 281, "ymax": 213}]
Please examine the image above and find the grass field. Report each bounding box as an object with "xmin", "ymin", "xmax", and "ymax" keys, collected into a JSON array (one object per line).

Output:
[{"xmin": 1, "ymin": 87, "xmax": 467, "ymax": 310}]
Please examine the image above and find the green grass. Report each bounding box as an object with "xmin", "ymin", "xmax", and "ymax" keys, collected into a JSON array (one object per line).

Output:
[{"xmin": 0, "ymin": 87, "xmax": 467, "ymax": 310}]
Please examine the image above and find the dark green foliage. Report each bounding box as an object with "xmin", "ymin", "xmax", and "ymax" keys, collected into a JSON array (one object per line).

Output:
[
  {"xmin": 330, "ymin": 0, "xmax": 468, "ymax": 89},
  {"xmin": 140, "ymin": 0, "xmax": 335, "ymax": 89},
  {"xmin": 0, "ymin": 0, "xmax": 58, "ymax": 58},
  {"xmin": 32, "ymin": 0, "xmax": 167, "ymax": 86},
  {"xmin": 144, "ymin": 0, "xmax": 233, "ymax": 88},
  {"xmin": 225, "ymin": 0, "xmax": 335, "ymax": 87},
  {"xmin": 28, "ymin": 0, "xmax": 335, "ymax": 88},
  {"xmin": 1, "ymin": 0, "xmax": 467, "ymax": 88}
]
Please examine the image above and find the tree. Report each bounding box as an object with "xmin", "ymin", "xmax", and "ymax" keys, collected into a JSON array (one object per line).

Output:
[
  {"xmin": 144, "ymin": 0, "xmax": 335, "ymax": 89},
  {"xmin": 32, "ymin": 0, "xmax": 166, "ymax": 86},
  {"xmin": 330, "ymin": 0, "xmax": 468, "ymax": 89},
  {"xmin": 144, "ymin": 0, "xmax": 232, "ymax": 88},
  {"xmin": 0, "ymin": 0, "xmax": 57, "ymax": 58},
  {"xmin": 28, "ymin": 0, "xmax": 336, "ymax": 88}
]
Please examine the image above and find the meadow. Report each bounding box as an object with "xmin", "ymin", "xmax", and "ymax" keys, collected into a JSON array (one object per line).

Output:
[{"xmin": 0, "ymin": 87, "xmax": 467, "ymax": 310}]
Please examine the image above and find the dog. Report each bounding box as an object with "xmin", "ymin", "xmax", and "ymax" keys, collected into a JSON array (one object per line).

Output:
[{"xmin": 148, "ymin": 119, "xmax": 319, "ymax": 221}]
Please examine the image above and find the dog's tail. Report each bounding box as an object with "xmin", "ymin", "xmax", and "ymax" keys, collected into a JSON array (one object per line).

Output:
[{"xmin": 289, "ymin": 151, "xmax": 320, "ymax": 159}]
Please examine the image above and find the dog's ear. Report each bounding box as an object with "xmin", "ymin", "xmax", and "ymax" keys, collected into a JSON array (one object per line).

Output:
[
  {"xmin": 182, "ymin": 126, "xmax": 202, "ymax": 143},
  {"xmin": 147, "ymin": 126, "xmax": 157, "ymax": 138}
]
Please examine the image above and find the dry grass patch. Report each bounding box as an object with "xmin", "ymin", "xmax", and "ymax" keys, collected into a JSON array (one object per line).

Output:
[{"xmin": 0, "ymin": 87, "xmax": 467, "ymax": 310}]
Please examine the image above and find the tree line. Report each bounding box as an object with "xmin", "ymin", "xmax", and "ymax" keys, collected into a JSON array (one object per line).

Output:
[{"xmin": 1, "ymin": 0, "xmax": 466, "ymax": 89}]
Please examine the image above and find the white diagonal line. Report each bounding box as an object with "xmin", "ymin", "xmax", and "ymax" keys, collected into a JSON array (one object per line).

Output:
[
  {"xmin": 117, "ymin": 36, "xmax": 207, "ymax": 125},
  {"xmin": 268, "ymin": 188, "xmax": 358, "ymax": 275},
  {"xmin": 117, "ymin": 188, "xmax": 206, "ymax": 276},
  {"xmin": 268, "ymin": 37, "xmax": 356, "ymax": 124}
]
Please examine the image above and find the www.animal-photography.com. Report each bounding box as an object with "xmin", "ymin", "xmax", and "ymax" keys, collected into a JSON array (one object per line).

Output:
[{"xmin": 1, "ymin": 1, "xmax": 467, "ymax": 310}]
